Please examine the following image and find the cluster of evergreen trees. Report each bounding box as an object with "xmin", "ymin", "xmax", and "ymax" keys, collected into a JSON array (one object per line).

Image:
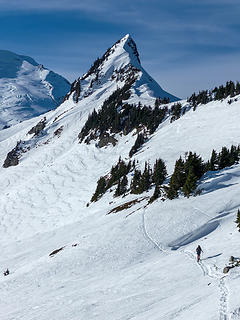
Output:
[
  {"xmin": 187, "ymin": 81, "xmax": 240, "ymax": 109},
  {"xmin": 91, "ymin": 158, "xmax": 133, "ymax": 202},
  {"xmin": 155, "ymin": 97, "xmax": 170, "ymax": 106},
  {"xmin": 130, "ymin": 159, "xmax": 167, "ymax": 197},
  {"xmin": 91, "ymin": 143, "xmax": 240, "ymax": 204},
  {"xmin": 79, "ymin": 87, "xmax": 169, "ymax": 144},
  {"xmin": 166, "ymin": 152, "xmax": 205, "ymax": 199},
  {"xmin": 170, "ymin": 103, "xmax": 184, "ymax": 122},
  {"xmin": 91, "ymin": 158, "xmax": 167, "ymax": 202},
  {"xmin": 167, "ymin": 145, "xmax": 240, "ymax": 199},
  {"xmin": 206, "ymin": 145, "xmax": 240, "ymax": 171}
]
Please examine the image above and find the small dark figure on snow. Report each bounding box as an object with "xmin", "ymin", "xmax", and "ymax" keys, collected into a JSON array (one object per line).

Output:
[
  {"xmin": 3, "ymin": 269, "xmax": 9, "ymax": 276},
  {"xmin": 196, "ymin": 245, "xmax": 203, "ymax": 262}
]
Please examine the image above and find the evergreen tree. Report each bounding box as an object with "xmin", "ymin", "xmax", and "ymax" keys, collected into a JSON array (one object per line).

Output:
[
  {"xmin": 235, "ymin": 209, "xmax": 240, "ymax": 232},
  {"xmin": 130, "ymin": 170, "xmax": 142, "ymax": 194},
  {"xmin": 182, "ymin": 168, "xmax": 198, "ymax": 198},
  {"xmin": 149, "ymin": 184, "xmax": 161, "ymax": 203},
  {"xmin": 229, "ymin": 81, "xmax": 235, "ymax": 97},
  {"xmin": 114, "ymin": 179, "xmax": 121, "ymax": 197},
  {"xmin": 170, "ymin": 103, "xmax": 182, "ymax": 122},
  {"xmin": 152, "ymin": 158, "xmax": 167, "ymax": 185},
  {"xmin": 129, "ymin": 133, "xmax": 145, "ymax": 157},
  {"xmin": 91, "ymin": 177, "xmax": 106, "ymax": 202},
  {"xmin": 184, "ymin": 152, "xmax": 205, "ymax": 179},
  {"xmin": 209, "ymin": 149, "xmax": 218, "ymax": 171},
  {"xmin": 168, "ymin": 156, "xmax": 186, "ymax": 198},
  {"xmin": 236, "ymin": 82, "xmax": 240, "ymax": 95},
  {"xmin": 140, "ymin": 162, "xmax": 151, "ymax": 192},
  {"xmin": 114, "ymin": 175, "xmax": 128, "ymax": 197},
  {"xmin": 230, "ymin": 145, "xmax": 239, "ymax": 165},
  {"xmin": 218, "ymin": 146, "xmax": 231, "ymax": 170},
  {"xmin": 166, "ymin": 185, "xmax": 179, "ymax": 200},
  {"xmin": 120, "ymin": 175, "xmax": 128, "ymax": 195}
]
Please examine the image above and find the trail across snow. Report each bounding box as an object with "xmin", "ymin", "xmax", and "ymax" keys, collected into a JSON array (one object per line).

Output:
[
  {"xmin": 183, "ymin": 249, "xmax": 230, "ymax": 320},
  {"xmin": 142, "ymin": 206, "xmax": 232, "ymax": 320},
  {"xmin": 1, "ymin": 41, "xmax": 240, "ymax": 319},
  {"xmin": 142, "ymin": 208, "xmax": 168, "ymax": 253}
]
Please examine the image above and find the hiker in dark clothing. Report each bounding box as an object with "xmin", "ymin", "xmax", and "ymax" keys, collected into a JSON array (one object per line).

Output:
[{"xmin": 196, "ymin": 245, "xmax": 203, "ymax": 262}]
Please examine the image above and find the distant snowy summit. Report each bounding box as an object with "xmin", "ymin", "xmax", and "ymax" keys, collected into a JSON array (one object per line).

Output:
[
  {"xmin": 0, "ymin": 50, "xmax": 70, "ymax": 129},
  {"xmin": 65, "ymin": 34, "xmax": 179, "ymax": 106}
]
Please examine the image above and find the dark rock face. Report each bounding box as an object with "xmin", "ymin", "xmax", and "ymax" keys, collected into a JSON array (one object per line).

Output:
[
  {"xmin": 63, "ymin": 79, "xmax": 81, "ymax": 103},
  {"xmin": 3, "ymin": 141, "xmax": 21, "ymax": 168},
  {"xmin": 98, "ymin": 133, "xmax": 117, "ymax": 148},
  {"xmin": 126, "ymin": 37, "xmax": 141, "ymax": 64},
  {"xmin": 28, "ymin": 117, "xmax": 46, "ymax": 136}
]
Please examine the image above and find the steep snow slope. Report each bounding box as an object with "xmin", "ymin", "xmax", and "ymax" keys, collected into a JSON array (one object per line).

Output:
[
  {"xmin": 0, "ymin": 50, "xmax": 70, "ymax": 129},
  {"xmin": 0, "ymin": 97, "xmax": 240, "ymax": 319},
  {"xmin": 65, "ymin": 34, "xmax": 179, "ymax": 106},
  {"xmin": 0, "ymin": 36, "xmax": 240, "ymax": 319}
]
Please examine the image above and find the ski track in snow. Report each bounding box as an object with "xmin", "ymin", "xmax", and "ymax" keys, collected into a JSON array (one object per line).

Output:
[
  {"xmin": 142, "ymin": 208, "xmax": 168, "ymax": 253},
  {"xmin": 143, "ymin": 202, "xmax": 234, "ymax": 320},
  {"xmin": 142, "ymin": 206, "xmax": 232, "ymax": 320},
  {"xmin": 183, "ymin": 249, "xmax": 230, "ymax": 320},
  {"xmin": 1, "ymin": 37, "xmax": 240, "ymax": 320}
]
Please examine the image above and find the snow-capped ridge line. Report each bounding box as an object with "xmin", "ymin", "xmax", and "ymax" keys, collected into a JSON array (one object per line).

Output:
[
  {"xmin": 64, "ymin": 34, "xmax": 178, "ymax": 105},
  {"xmin": 0, "ymin": 50, "xmax": 71, "ymax": 130}
]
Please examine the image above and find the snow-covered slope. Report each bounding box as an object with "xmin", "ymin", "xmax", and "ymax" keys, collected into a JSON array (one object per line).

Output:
[
  {"xmin": 0, "ymin": 36, "xmax": 240, "ymax": 320},
  {"xmin": 0, "ymin": 50, "xmax": 70, "ymax": 129},
  {"xmin": 65, "ymin": 34, "xmax": 179, "ymax": 107}
]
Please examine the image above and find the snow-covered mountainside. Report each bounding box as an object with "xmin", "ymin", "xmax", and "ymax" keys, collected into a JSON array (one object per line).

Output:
[
  {"xmin": 64, "ymin": 34, "xmax": 179, "ymax": 106},
  {"xmin": 0, "ymin": 50, "xmax": 70, "ymax": 129},
  {"xmin": 0, "ymin": 35, "xmax": 240, "ymax": 320}
]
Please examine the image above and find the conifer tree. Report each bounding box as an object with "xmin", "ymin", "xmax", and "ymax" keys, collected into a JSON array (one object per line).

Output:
[
  {"xmin": 114, "ymin": 179, "xmax": 121, "ymax": 197},
  {"xmin": 182, "ymin": 168, "xmax": 198, "ymax": 198},
  {"xmin": 218, "ymin": 147, "xmax": 231, "ymax": 170},
  {"xmin": 236, "ymin": 82, "xmax": 240, "ymax": 95},
  {"xmin": 152, "ymin": 158, "xmax": 167, "ymax": 185},
  {"xmin": 129, "ymin": 133, "xmax": 145, "ymax": 157},
  {"xmin": 130, "ymin": 169, "xmax": 142, "ymax": 194},
  {"xmin": 120, "ymin": 175, "xmax": 128, "ymax": 195},
  {"xmin": 149, "ymin": 184, "xmax": 161, "ymax": 203},
  {"xmin": 141, "ymin": 162, "xmax": 151, "ymax": 192},
  {"xmin": 91, "ymin": 177, "xmax": 106, "ymax": 202},
  {"xmin": 168, "ymin": 157, "xmax": 186, "ymax": 198},
  {"xmin": 235, "ymin": 209, "xmax": 240, "ymax": 232},
  {"xmin": 209, "ymin": 149, "xmax": 218, "ymax": 171},
  {"xmin": 184, "ymin": 152, "xmax": 205, "ymax": 179},
  {"xmin": 230, "ymin": 145, "xmax": 239, "ymax": 165},
  {"xmin": 114, "ymin": 175, "xmax": 128, "ymax": 197}
]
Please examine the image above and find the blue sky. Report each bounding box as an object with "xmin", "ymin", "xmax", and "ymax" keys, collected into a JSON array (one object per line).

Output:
[{"xmin": 0, "ymin": 0, "xmax": 240, "ymax": 98}]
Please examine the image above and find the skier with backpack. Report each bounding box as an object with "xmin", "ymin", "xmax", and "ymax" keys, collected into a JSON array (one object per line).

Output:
[{"xmin": 196, "ymin": 245, "xmax": 203, "ymax": 262}]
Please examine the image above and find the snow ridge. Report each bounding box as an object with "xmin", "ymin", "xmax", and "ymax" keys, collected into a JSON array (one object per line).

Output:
[
  {"xmin": 0, "ymin": 50, "xmax": 70, "ymax": 129},
  {"xmin": 0, "ymin": 36, "xmax": 240, "ymax": 320},
  {"xmin": 65, "ymin": 34, "xmax": 179, "ymax": 106}
]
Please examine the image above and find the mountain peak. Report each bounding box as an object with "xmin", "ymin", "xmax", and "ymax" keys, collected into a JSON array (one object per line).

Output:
[
  {"xmin": 121, "ymin": 34, "xmax": 140, "ymax": 65},
  {"xmin": 66, "ymin": 35, "xmax": 178, "ymax": 104},
  {"xmin": 0, "ymin": 50, "xmax": 70, "ymax": 129},
  {"xmin": 0, "ymin": 50, "xmax": 38, "ymax": 78}
]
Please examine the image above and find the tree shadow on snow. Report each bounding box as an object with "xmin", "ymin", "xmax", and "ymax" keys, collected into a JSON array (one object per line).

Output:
[{"xmin": 199, "ymin": 167, "xmax": 239, "ymax": 196}]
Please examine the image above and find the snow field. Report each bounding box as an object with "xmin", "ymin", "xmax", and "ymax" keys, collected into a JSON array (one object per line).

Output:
[{"xmin": 0, "ymin": 36, "xmax": 240, "ymax": 319}]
